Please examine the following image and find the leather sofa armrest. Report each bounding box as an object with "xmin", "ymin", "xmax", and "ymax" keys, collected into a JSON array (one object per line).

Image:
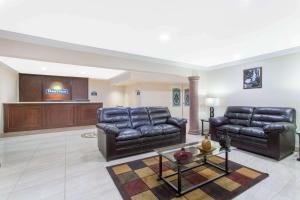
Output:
[
  {"xmin": 96, "ymin": 123, "xmax": 121, "ymax": 135},
  {"xmin": 264, "ymin": 122, "xmax": 297, "ymax": 133},
  {"xmin": 209, "ymin": 117, "xmax": 229, "ymax": 127},
  {"xmin": 167, "ymin": 117, "xmax": 187, "ymax": 128}
]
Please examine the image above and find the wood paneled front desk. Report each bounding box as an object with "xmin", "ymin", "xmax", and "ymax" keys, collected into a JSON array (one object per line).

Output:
[{"xmin": 3, "ymin": 102, "xmax": 103, "ymax": 133}]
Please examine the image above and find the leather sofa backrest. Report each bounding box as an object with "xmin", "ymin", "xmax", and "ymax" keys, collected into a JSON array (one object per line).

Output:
[
  {"xmin": 225, "ymin": 106, "xmax": 254, "ymax": 127},
  {"xmin": 98, "ymin": 107, "xmax": 131, "ymax": 129},
  {"xmin": 129, "ymin": 107, "xmax": 151, "ymax": 128},
  {"xmin": 251, "ymin": 107, "xmax": 296, "ymax": 127},
  {"xmin": 148, "ymin": 107, "xmax": 171, "ymax": 125}
]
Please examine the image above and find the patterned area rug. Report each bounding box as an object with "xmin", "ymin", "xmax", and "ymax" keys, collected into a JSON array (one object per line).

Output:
[
  {"xmin": 81, "ymin": 132, "xmax": 97, "ymax": 138},
  {"xmin": 107, "ymin": 156, "xmax": 268, "ymax": 200}
]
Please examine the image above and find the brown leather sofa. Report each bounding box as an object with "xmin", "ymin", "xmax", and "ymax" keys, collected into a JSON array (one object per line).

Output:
[
  {"xmin": 97, "ymin": 107, "xmax": 187, "ymax": 161},
  {"xmin": 209, "ymin": 106, "xmax": 296, "ymax": 160}
]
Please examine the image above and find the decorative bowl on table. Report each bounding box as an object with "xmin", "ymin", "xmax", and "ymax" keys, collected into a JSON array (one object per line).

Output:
[
  {"xmin": 198, "ymin": 134, "xmax": 216, "ymax": 153},
  {"xmin": 173, "ymin": 148, "xmax": 193, "ymax": 163},
  {"xmin": 198, "ymin": 145, "xmax": 217, "ymax": 153}
]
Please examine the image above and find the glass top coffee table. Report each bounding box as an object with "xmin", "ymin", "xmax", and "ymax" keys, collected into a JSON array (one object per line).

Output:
[{"xmin": 155, "ymin": 141, "xmax": 234, "ymax": 196}]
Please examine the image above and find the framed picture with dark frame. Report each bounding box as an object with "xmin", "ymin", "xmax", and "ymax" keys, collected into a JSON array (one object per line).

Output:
[
  {"xmin": 184, "ymin": 89, "xmax": 189, "ymax": 106},
  {"xmin": 243, "ymin": 67, "xmax": 262, "ymax": 89},
  {"xmin": 172, "ymin": 88, "xmax": 181, "ymax": 107}
]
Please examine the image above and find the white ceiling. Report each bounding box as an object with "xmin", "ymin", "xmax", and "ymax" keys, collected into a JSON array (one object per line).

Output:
[
  {"xmin": 0, "ymin": 57, "xmax": 125, "ymax": 79},
  {"xmin": 0, "ymin": 0, "xmax": 300, "ymax": 68}
]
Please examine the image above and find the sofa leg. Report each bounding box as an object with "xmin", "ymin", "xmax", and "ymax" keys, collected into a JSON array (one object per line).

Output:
[{"xmin": 298, "ymin": 134, "xmax": 300, "ymax": 161}]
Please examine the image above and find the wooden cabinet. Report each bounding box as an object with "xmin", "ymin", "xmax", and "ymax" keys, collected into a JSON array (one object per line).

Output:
[
  {"xmin": 44, "ymin": 104, "xmax": 76, "ymax": 128},
  {"xmin": 76, "ymin": 103, "xmax": 100, "ymax": 125},
  {"xmin": 4, "ymin": 104, "xmax": 43, "ymax": 132},
  {"xmin": 4, "ymin": 103, "xmax": 102, "ymax": 133}
]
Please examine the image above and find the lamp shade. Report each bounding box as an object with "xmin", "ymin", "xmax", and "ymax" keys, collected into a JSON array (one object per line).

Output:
[{"xmin": 205, "ymin": 97, "xmax": 219, "ymax": 107}]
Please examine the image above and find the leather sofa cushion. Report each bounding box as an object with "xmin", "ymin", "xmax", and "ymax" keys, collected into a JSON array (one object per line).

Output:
[
  {"xmin": 96, "ymin": 123, "xmax": 120, "ymax": 135},
  {"xmin": 116, "ymin": 128, "xmax": 142, "ymax": 141},
  {"xmin": 148, "ymin": 107, "xmax": 171, "ymax": 125},
  {"xmin": 137, "ymin": 125, "xmax": 163, "ymax": 137},
  {"xmin": 130, "ymin": 107, "xmax": 151, "ymax": 128},
  {"xmin": 251, "ymin": 107, "xmax": 296, "ymax": 127},
  {"xmin": 224, "ymin": 106, "xmax": 254, "ymax": 127},
  {"xmin": 167, "ymin": 117, "xmax": 187, "ymax": 128},
  {"xmin": 156, "ymin": 124, "xmax": 180, "ymax": 134},
  {"xmin": 210, "ymin": 117, "xmax": 229, "ymax": 127},
  {"xmin": 264, "ymin": 122, "xmax": 296, "ymax": 133},
  {"xmin": 99, "ymin": 107, "xmax": 131, "ymax": 129},
  {"xmin": 240, "ymin": 127, "xmax": 267, "ymax": 139},
  {"xmin": 217, "ymin": 124, "xmax": 243, "ymax": 134}
]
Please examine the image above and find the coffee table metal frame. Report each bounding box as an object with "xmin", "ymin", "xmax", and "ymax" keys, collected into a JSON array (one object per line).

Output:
[
  {"xmin": 200, "ymin": 119, "xmax": 209, "ymax": 136},
  {"xmin": 156, "ymin": 143, "xmax": 231, "ymax": 196}
]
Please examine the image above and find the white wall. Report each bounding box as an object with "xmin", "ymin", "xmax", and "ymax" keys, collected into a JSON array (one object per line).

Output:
[
  {"xmin": 0, "ymin": 63, "xmax": 18, "ymax": 135},
  {"xmin": 111, "ymin": 71, "xmax": 188, "ymax": 86},
  {"xmin": 207, "ymin": 53, "xmax": 300, "ymax": 147},
  {"xmin": 122, "ymin": 72, "xmax": 209, "ymax": 123},
  {"xmin": 88, "ymin": 79, "xmax": 125, "ymax": 107},
  {"xmin": 124, "ymin": 82, "xmax": 189, "ymax": 119}
]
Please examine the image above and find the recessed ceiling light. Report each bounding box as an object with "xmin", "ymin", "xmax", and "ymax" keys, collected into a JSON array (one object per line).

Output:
[{"xmin": 159, "ymin": 33, "xmax": 171, "ymax": 42}]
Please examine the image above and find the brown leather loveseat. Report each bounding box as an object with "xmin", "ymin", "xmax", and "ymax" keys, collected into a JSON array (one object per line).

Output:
[
  {"xmin": 209, "ymin": 106, "xmax": 296, "ymax": 160},
  {"xmin": 97, "ymin": 107, "xmax": 187, "ymax": 161}
]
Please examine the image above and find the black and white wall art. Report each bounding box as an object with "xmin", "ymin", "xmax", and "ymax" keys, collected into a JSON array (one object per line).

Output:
[
  {"xmin": 172, "ymin": 88, "xmax": 181, "ymax": 107},
  {"xmin": 184, "ymin": 89, "xmax": 189, "ymax": 106},
  {"xmin": 243, "ymin": 67, "xmax": 262, "ymax": 89}
]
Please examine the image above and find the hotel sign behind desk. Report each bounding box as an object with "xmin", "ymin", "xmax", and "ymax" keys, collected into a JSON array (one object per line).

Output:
[
  {"xmin": 45, "ymin": 82, "xmax": 69, "ymax": 95},
  {"xmin": 44, "ymin": 81, "xmax": 70, "ymax": 101},
  {"xmin": 19, "ymin": 74, "xmax": 88, "ymax": 102}
]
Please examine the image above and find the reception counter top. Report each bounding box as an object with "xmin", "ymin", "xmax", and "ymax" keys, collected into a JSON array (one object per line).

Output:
[{"xmin": 3, "ymin": 102, "xmax": 103, "ymax": 133}]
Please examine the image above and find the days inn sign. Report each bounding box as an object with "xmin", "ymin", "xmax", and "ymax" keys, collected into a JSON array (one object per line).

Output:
[{"xmin": 45, "ymin": 83, "xmax": 69, "ymax": 95}]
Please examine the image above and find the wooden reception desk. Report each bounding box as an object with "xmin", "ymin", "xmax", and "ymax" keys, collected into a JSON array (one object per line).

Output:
[{"xmin": 3, "ymin": 102, "xmax": 103, "ymax": 133}]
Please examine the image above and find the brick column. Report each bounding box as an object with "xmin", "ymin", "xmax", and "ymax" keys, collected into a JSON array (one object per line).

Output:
[{"xmin": 188, "ymin": 76, "xmax": 200, "ymax": 135}]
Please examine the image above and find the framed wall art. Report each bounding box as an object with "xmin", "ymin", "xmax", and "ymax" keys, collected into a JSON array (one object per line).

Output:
[
  {"xmin": 184, "ymin": 89, "xmax": 189, "ymax": 106},
  {"xmin": 243, "ymin": 67, "xmax": 262, "ymax": 89},
  {"xmin": 172, "ymin": 88, "xmax": 181, "ymax": 107}
]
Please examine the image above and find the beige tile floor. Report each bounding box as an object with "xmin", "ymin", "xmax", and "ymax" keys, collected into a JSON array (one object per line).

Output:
[{"xmin": 0, "ymin": 128, "xmax": 299, "ymax": 200}]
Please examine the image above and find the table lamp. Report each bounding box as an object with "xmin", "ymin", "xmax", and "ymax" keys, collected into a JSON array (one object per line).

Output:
[{"xmin": 205, "ymin": 97, "xmax": 219, "ymax": 118}]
